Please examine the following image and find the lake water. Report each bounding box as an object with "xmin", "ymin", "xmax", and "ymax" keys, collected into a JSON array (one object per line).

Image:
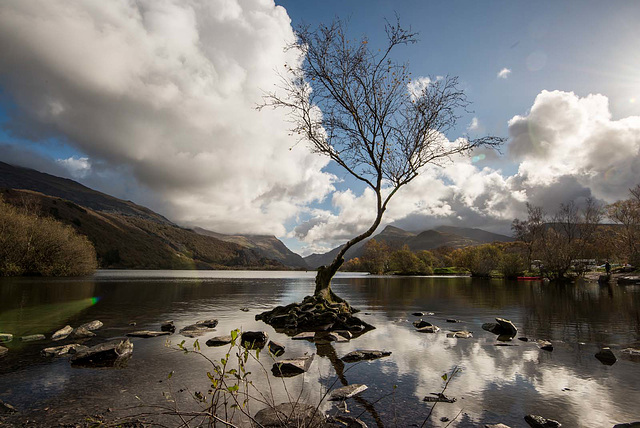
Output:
[{"xmin": 1, "ymin": 270, "xmax": 639, "ymax": 427}]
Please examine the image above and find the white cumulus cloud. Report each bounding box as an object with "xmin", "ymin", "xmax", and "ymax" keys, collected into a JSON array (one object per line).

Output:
[
  {"xmin": 497, "ymin": 68, "xmax": 512, "ymax": 79},
  {"xmin": 0, "ymin": 0, "xmax": 335, "ymax": 236}
]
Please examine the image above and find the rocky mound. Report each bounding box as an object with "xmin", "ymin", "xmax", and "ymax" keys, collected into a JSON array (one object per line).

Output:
[{"xmin": 255, "ymin": 295, "xmax": 374, "ymax": 337}]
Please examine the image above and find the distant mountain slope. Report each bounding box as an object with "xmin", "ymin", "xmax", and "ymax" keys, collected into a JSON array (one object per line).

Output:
[
  {"xmin": 304, "ymin": 224, "xmax": 513, "ymax": 269},
  {"xmin": 0, "ymin": 162, "xmax": 288, "ymax": 270},
  {"xmin": 0, "ymin": 161, "xmax": 171, "ymax": 224},
  {"xmin": 193, "ymin": 227, "xmax": 308, "ymax": 269}
]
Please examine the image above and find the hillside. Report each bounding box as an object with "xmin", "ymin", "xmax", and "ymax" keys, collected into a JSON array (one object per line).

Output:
[
  {"xmin": 193, "ymin": 227, "xmax": 308, "ymax": 269},
  {"xmin": 0, "ymin": 162, "xmax": 291, "ymax": 270},
  {"xmin": 304, "ymin": 224, "xmax": 513, "ymax": 269}
]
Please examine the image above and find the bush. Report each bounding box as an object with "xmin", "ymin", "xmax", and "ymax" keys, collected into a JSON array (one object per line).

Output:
[{"xmin": 0, "ymin": 197, "xmax": 97, "ymax": 276}]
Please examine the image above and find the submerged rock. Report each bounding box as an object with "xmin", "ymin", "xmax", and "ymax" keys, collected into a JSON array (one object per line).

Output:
[
  {"xmin": 272, "ymin": 354, "xmax": 314, "ymax": 377},
  {"xmin": 0, "ymin": 333, "xmax": 12, "ymax": 343},
  {"xmin": 0, "ymin": 346, "xmax": 7, "ymax": 357},
  {"xmin": 254, "ymin": 402, "xmax": 324, "ymax": 427},
  {"xmin": 326, "ymin": 415, "xmax": 368, "ymax": 428},
  {"xmin": 268, "ymin": 341, "xmax": 285, "ymax": 356},
  {"xmin": 196, "ymin": 319, "xmax": 218, "ymax": 328},
  {"xmin": 485, "ymin": 424, "xmax": 512, "ymax": 428},
  {"xmin": 524, "ymin": 414, "xmax": 561, "ymax": 427},
  {"xmin": 70, "ymin": 339, "xmax": 133, "ymax": 368},
  {"xmin": 20, "ymin": 334, "xmax": 46, "ymax": 342},
  {"xmin": 595, "ymin": 347, "xmax": 617, "ymax": 365},
  {"xmin": 412, "ymin": 312, "xmax": 424, "ymax": 316},
  {"xmin": 205, "ymin": 335, "xmax": 232, "ymax": 347},
  {"xmin": 79, "ymin": 320, "xmax": 103, "ymax": 331},
  {"xmin": 447, "ymin": 331, "xmax": 473, "ymax": 339},
  {"xmin": 41, "ymin": 343, "xmax": 87, "ymax": 357},
  {"xmin": 416, "ymin": 325, "xmax": 440, "ymax": 333},
  {"xmin": 621, "ymin": 348, "xmax": 640, "ymax": 361},
  {"xmin": 241, "ymin": 331, "xmax": 269, "ymax": 350},
  {"xmin": 423, "ymin": 393, "xmax": 456, "ymax": 403},
  {"xmin": 537, "ymin": 340, "xmax": 554, "ymax": 352},
  {"xmin": 73, "ymin": 327, "xmax": 96, "ymax": 338},
  {"xmin": 180, "ymin": 322, "xmax": 216, "ymax": 338},
  {"xmin": 613, "ymin": 423, "xmax": 640, "ymax": 428},
  {"xmin": 126, "ymin": 330, "xmax": 170, "ymax": 338},
  {"xmin": 160, "ymin": 320, "xmax": 175, "ymax": 333},
  {"xmin": 341, "ymin": 350, "xmax": 391, "ymax": 363},
  {"xmin": 51, "ymin": 325, "xmax": 73, "ymax": 341},
  {"xmin": 292, "ymin": 332, "xmax": 316, "ymax": 341},
  {"xmin": 329, "ymin": 384, "xmax": 368, "ymax": 401}
]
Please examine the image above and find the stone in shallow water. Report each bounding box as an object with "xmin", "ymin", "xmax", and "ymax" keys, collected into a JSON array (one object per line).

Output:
[
  {"xmin": 447, "ymin": 331, "xmax": 472, "ymax": 339},
  {"xmin": 416, "ymin": 325, "xmax": 440, "ymax": 333},
  {"xmin": 241, "ymin": 331, "xmax": 268, "ymax": 350},
  {"xmin": 20, "ymin": 334, "xmax": 46, "ymax": 342},
  {"xmin": 0, "ymin": 399, "xmax": 17, "ymax": 414},
  {"xmin": 51, "ymin": 325, "xmax": 73, "ymax": 341},
  {"xmin": 485, "ymin": 424, "xmax": 512, "ymax": 428},
  {"xmin": 423, "ymin": 393, "xmax": 456, "ymax": 403},
  {"xmin": 180, "ymin": 324, "xmax": 216, "ymax": 338},
  {"xmin": 205, "ymin": 335, "xmax": 232, "ymax": 347},
  {"xmin": 160, "ymin": 320, "xmax": 175, "ymax": 332},
  {"xmin": 613, "ymin": 423, "xmax": 640, "ymax": 428},
  {"xmin": 0, "ymin": 346, "xmax": 7, "ymax": 357},
  {"xmin": 41, "ymin": 343, "xmax": 87, "ymax": 357},
  {"xmin": 0, "ymin": 333, "xmax": 12, "ymax": 343},
  {"xmin": 72, "ymin": 327, "xmax": 96, "ymax": 338},
  {"xmin": 272, "ymin": 355, "xmax": 314, "ymax": 377},
  {"xmin": 196, "ymin": 319, "xmax": 218, "ymax": 328},
  {"xmin": 537, "ymin": 340, "xmax": 553, "ymax": 351},
  {"xmin": 268, "ymin": 341, "xmax": 285, "ymax": 356},
  {"xmin": 341, "ymin": 350, "xmax": 391, "ymax": 363},
  {"xmin": 329, "ymin": 384, "xmax": 367, "ymax": 401},
  {"xmin": 594, "ymin": 347, "xmax": 616, "ymax": 365},
  {"xmin": 254, "ymin": 402, "xmax": 324, "ymax": 427},
  {"xmin": 79, "ymin": 320, "xmax": 103, "ymax": 331},
  {"xmin": 292, "ymin": 332, "xmax": 316, "ymax": 341},
  {"xmin": 126, "ymin": 330, "xmax": 170, "ymax": 338},
  {"xmin": 413, "ymin": 319, "xmax": 433, "ymax": 328},
  {"xmin": 524, "ymin": 414, "xmax": 561, "ymax": 427},
  {"xmin": 70, "ymin": 339, "xmax": 133, "ymax": 368}
]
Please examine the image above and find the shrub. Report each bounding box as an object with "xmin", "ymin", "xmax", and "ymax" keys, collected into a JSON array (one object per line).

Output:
[{"xmin": 0, "ymin": 197, "xmax": 97, "ymax": 276}]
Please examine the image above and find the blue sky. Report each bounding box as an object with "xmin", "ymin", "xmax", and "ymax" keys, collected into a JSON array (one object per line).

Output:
[{"xmin": 1, "ymin": 1, "xmax": 640, "ymax": 255}]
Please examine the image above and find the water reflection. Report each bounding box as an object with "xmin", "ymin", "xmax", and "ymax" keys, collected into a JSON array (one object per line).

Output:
[{"xmin": 0, "ymin": 271, "xmax": 638, "ymax": 427}]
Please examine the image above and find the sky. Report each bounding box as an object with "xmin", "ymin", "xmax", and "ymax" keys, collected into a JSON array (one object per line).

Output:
[{"xmin": 1, "ymin": 0, "xmax": 640, "ymax": 256}]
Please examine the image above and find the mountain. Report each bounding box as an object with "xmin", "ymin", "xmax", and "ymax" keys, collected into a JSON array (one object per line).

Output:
[
  {"xmin": 304, "ymin": 225, "xmax": 513, "ymax": 269},
  {"xmin": 0, "ymin": 162, "xmax": 289, "ymax": 270},
  {"xmin": 193, "ymin": 227, "xmax": 308, "ymax": 269}
]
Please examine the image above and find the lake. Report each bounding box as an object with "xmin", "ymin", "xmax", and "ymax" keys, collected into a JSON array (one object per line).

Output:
[{"xmin": 1, "ymin": 270, "xmax": 639, "ymax": 427}]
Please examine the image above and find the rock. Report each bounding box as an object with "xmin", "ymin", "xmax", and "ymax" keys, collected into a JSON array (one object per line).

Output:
[
  {"xmin": 20, "ymin": 334, "xmax": 46, "ymax": 342},
  {"xmin": 72, "ymin": 327, "xmax": 96, "ymax": 338},
  {"xmin": 412, "ymin": 312, "xmax": 424, "ymax": 316},
  {"xmin": 335, "ymin": 330, "xmax": 353, "ymax": 339},
  {"xmin": 524, "ymin": 414, "xmax": 561, "ymax": 427},
  {"xmin": 482, "ymin": 318, "xmax": 517, "ymax": 337},
  {"xmin": 423, "ymin": 393, "xmax": 456, "ymax": 403},
  {"xmin": 495, "ymin": 343, "xmax": 518, "ymax": 347},
  {"xmin": 126, "ymin": 330, "xmax": 170, "ymax": 338},
  {"xmin": 70, "ymin": 339, "xmax": 133, "ymax": 368},
  {"xmin": 329, "ymin": 384, "xmax": 368, "ymax": 401},
  {"xmin": 0, "ymin": 333, "xmax": 12, "ymax": 343},
  {"xmin": 0, "ymin": 346, "xmax": 7, "ymax": 357},
  {"xmin": 495, "ymin": 318, "xmax": 517, "ymax": 336},
  {"xmin": 446, "ymin": 319, "xmax": 462, "ymax": 323},
  {"xmin": 518, "ymin": 337, "xmax": 529, "ymax": 342},
  {"xmin": 416, "ymin": 325, "xmax": 440, "ymax": 333},
  {"xmin": 537, "ymin": 340, "xmax": 554, "ymax": 351},
  {"xmin": 621, "ymin": 348, "xmax": 640, "ymax": 360},
  {"xmin": 241, "ymin": 331, "xmax": 268, "ymax": 350},
  {"xmin": 595, "ymin": 347, "xmax": 617, "ymax": 365},
  {"xmin": 485, "ymin": 424, "xmax": 512, "ymax": 428},
  {"xmin": 613, "ymin": 423, "xmax": 640, "ymax": 428},
  {"xmin": 240, "ymin": 307, "xmax": 249, "ymax": 312},
  {"xmin": 292, "ymin": 331, "xmax": 316, "ymax": 341},
  {"xmin": 314, "ymin": 331, "xmax": 348, "ymax": 343},
  {"xmin": 413, "ymin": 319, "xmax": 434, "ymax": 328},
  {"xmin": 254, "ymin": 402, "xmax": 324, "ymax": 427},
  {"xmin": 205, "ymin": 335, "xmax": 232, "ymax": 347},
  {"xmin": 129, "ymin": 321, "xmax": 137, "ymax": 326},
  {"xmin": 447, "ymin": 331, "xmax": 473, "ymax": 339},
  {"xmin": 196, "ymin": 319, "xmax": 218, "ymax": 328},
  {"xmin": 160, "ymin": 320, "xmax": 175, "ymax": 333},
  {"xmin": 0, "ymin": 399, "xmax": 17, "ymax": 414},
  {"xmin": 272, "ymin": 354, "xmax": 314, "ymax": 377},
  {"xmin": 41, "ymin": 343, "xmax": 87, "ymax": 357},
  {"xmin": 341, "ymin": 350, "xmax": 392, "ymax": 363},
  {"xmin": 268, "ymin": 341, "xmax": 285, "ymax": 356},
  {"xmin": 51, "ymin": 325, "xmax": 73, "ymax": 341},
  {"xmin": 79, "ymin": 320, "xmax": 103, "ymax": 331},
  {"xmin": 179, "ymin": 324, "xmax": 216, "ymax": 338}
]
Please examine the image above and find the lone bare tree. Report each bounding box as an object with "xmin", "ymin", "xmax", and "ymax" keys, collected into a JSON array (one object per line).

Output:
[{"xmin": 261, "ymin": 19, "xmax": 502, "ymax": 302}]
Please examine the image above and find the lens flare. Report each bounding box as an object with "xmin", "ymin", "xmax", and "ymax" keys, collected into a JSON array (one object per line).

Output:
[{"xmin": 471, "ymin": 154, "xmax": 486, "ymax": 163}]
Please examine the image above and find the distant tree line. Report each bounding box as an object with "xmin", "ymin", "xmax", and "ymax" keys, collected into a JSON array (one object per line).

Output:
[
  {"xmin": 0, "ymin": 196, "xmax": 97, "ymax": 276},
  {"xmin": 342, "ymin": 185, "xmax": 640, "ymax": 280}
]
